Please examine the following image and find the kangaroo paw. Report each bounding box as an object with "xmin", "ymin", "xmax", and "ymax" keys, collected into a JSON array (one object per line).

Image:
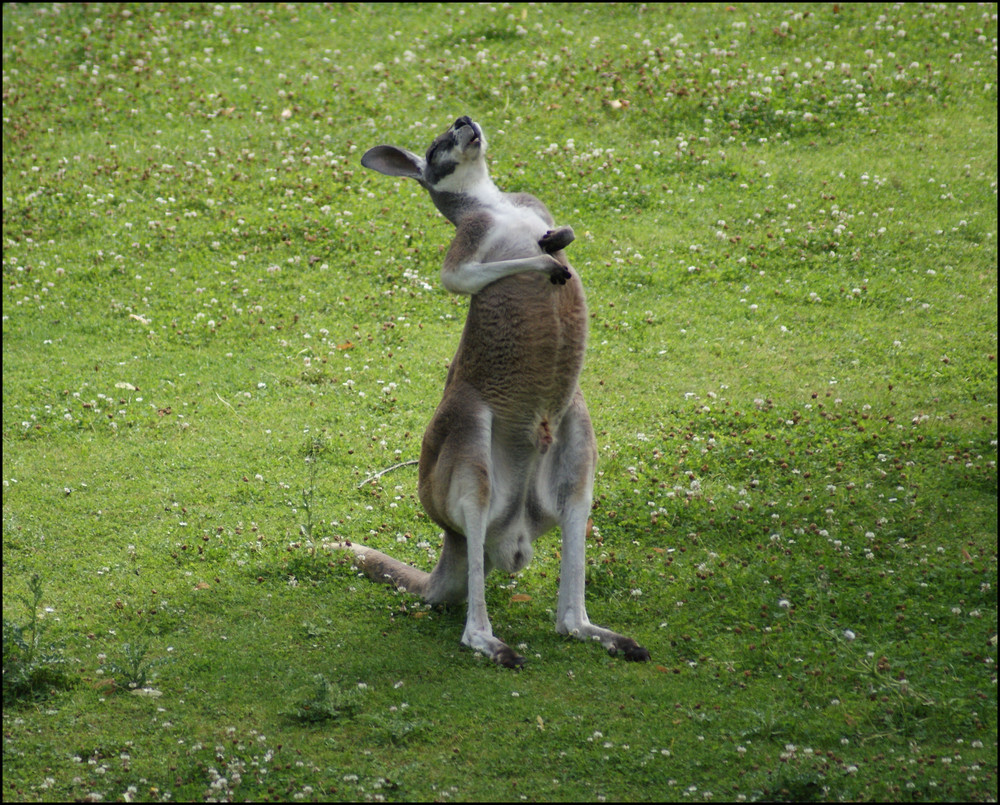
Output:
[
  {"xmin": 559, "ymin": 620, "xmax": 650, "ymax": 662},
  {"xmin": 613, "ymin": 638, "xmax": 651, "ymax": 662},
  {"xmin": 463, "ymin": 630, "xmax": 526, "ymax": 669},
  {"xmin": 548, "ymin": 261, "xmax": 573, "ymax": 285},
  {"xmin": 539, "ymin": 225, "xmax": 575, "ymax": 254},
  {"xmin": 495, "ymin": 645, "xmax": 527, "ymax": 669}
]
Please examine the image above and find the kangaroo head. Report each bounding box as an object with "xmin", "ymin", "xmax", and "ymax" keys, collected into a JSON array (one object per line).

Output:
[{"xmin": 361, "ymin": 116, "xmax": 497, "ymax": 223}]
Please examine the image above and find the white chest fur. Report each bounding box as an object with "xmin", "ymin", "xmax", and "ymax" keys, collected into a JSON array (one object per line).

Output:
[{"xmin": 476, "ymin": 200, "xmax": 550, "ymax": 263}]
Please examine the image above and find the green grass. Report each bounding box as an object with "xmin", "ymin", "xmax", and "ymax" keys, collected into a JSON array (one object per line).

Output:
[{"xmin": 3, "ymin": 2, "xmax": 996, "ymax": 801}]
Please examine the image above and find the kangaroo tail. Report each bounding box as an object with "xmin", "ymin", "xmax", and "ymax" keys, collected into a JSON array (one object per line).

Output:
[{"xmin": 335, "ymin": 541, "xmax": 430, "ymax": 597}]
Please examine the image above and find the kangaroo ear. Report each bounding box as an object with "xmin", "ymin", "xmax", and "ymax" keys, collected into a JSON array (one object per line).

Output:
[{"xmin": 361, "ymin": 145, "xmax": 425, "ymax": 181}]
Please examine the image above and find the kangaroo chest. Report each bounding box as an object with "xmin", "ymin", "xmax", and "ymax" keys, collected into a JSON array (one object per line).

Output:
[{"xmin": 473, "ymin": 203, "xmax": 550, "ymax": 262}]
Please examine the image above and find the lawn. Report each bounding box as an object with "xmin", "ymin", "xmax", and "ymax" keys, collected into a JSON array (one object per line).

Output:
[{"xmin": 2, "ymin": 3, "xmax": 996, "ymax": 802}]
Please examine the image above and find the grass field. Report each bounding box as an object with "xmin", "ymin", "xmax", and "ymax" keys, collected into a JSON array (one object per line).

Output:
[{"xmin": 3, "ymin": 3, "xmax": 997, "ymax": 801}]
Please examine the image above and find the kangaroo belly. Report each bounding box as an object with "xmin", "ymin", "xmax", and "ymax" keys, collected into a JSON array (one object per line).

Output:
[
  {"xmin": 453, "ymin": 273, "xmax": 588, "ymax": 421},
  {"xmin": 484, "ymin": 481, "xmax": 545, "ymax": 573},
  {"xmin": 481, "ymin": 434, "xmax": 561, "ymax": 573}
]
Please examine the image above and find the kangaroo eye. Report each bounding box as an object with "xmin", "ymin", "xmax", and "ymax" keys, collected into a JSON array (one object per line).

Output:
[{"xmin": 427, "ymin": 141, "xmax": 445, "ymax": 162}]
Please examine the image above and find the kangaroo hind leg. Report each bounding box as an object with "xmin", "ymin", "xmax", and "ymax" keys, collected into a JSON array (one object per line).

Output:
[
  {"xmin": 424, "ymin": 529, "xmax": 471, "ymax": 605},
  {"xmin": 546, "ymin": 401, "xmax": 650, "ymax": 661}
]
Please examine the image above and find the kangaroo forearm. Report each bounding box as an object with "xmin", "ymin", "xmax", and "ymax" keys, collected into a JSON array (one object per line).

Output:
[{"xmin": 441, "ymin": 255, "xmax": 559, "ymax": 295}]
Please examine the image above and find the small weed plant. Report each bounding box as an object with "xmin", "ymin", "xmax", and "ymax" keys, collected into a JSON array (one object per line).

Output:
[
  {"xmin": 106, "ymin": 640, "xmax": 169, "ymax": 693},
  {"xmin": 285, "ymin": 674, "xmax": 365, "ymax": 725},
  {"xmin": 298, "ymin": 436, "xmax": 328, "ymax": 542},
  {"xmin": 2, "ymin": 575, "xmax": 75, "ymax": 705}
]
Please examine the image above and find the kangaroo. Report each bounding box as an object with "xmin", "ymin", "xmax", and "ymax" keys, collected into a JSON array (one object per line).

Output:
[{"xmin": 338, "ymin": 116, "xmax": 649, "ymax": 668}]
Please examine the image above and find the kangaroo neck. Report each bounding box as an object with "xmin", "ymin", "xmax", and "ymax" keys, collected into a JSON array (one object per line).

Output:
[{"xmin": 430, "ymin": 178, "xmax": 504, "ymax": 227}]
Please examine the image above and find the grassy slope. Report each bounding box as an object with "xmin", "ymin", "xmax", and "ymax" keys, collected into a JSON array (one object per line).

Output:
[{"xmin": 3, "ymin": 3, "xmax": 996, "ymax": 802}]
